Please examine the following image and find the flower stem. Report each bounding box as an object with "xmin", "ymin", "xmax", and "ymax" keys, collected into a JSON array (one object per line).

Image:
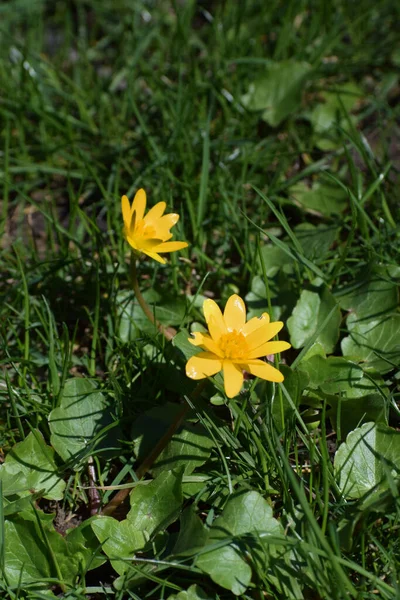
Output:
[
  {"xmin": 129, "ymin": 253, "xmax": 176, "ymax": 341},
  {"xmin": 101, "ymin": 380, "xmax": 207, "ymax": 516}
]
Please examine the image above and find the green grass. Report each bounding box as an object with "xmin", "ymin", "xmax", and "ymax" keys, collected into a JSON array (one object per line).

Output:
[{"xmin": 1, "ymin": 0, "xmax": 400, "ymax": 598}]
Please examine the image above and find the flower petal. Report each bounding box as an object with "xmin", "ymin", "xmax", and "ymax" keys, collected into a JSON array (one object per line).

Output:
[
  {"xmin": 223, "ymin": 361, "xmax": 244, "ymax": 398},
  {"xmin": 143, "ymin": 201, "xmax": 166, "ymax": 224},
  {"xmin": 247, "ymin": 340, "xmax": 291, "ymax": 359},
  {"xmin": 121, "ymin": 195, "xmax": 132, "ymax": 229},
  {"xmin": 242, "ymin": 313, "xmax": 270, "ymax": 336},
  {"xmin": 131, "ymin": 188, "xmax": 147, "ymax": 223},
  {"xmin": 152, "ymin": 241, "xmax": 188, "ymax": 253},
  {"xmin": 245, "ymin": 321, "xmax": 284, "ymax": 351},
  {"xmin": 243, "ymin": 360, "xmax": 284, "ymax": 383},
  {"xmin": 186, "ymin": 352, "xmax": 222, "ymax": 380},
  {"xmin": 224, "ymin": 294, "xmax": 246, "ymax": 331},
  {"xmin": 141, "ymin": 249, "xmax": 167, "ymax": 264},
  {"xmin": 188, "ymin": 332, "xmax": 223, "ymax": 356},
  {"xmin": 203, "ymin": 299, "xmax": 227, "ymax": 342}
]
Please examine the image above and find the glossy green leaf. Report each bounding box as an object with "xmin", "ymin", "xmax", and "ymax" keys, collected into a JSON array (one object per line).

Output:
[
  {"xmin": 341, "ymin": 314, "xmax": 400, "ymax": 373},
  {"xmin": 287, "ymin": 280, "xmax": 341, "ymax": 353},
  {"xmin": 131, "ymin": 404, "xmax": 214, "ymax": 477},
  {"xmin": 0, "ymin": 430, "xmax": 65, "ymax": 500},
  {"xmin": 173, "ymin": 329, "xmax": 201, "ymax": 360},
  {"xmin": 91, "ymin": 516, "xmax": 147, "ymax": 576},
  {"xmin": 338, "ymin": 269, "xmax": 398, "ymax": 317},
  {"xmin": 340, "ymin": 268, "xmax": 400, "ymax": 372},
  {"xmin": 117, "ymin": 289, "xmax": 187, "ymax": 341},
  {"xmin": 241, "ymin": 60, "xmax": 311, "ymax": 126},
  {"xmin": 299, "ymin": 355, "xmax": 388, "ymax": 436},
  {"xmin": 65, "ymin": 517, "xmax": 106, "ymax": 572},
  {"xmin": 4, "ymin": 512, "xmax": 83, "ymax": 587},
  {"xmin": 168, "ymin": 585, "xmax": 214, "ymax": 600},
  {"xmin": 335, "ymin": 422, "xmax": 400, "ymax": 498},
  {"xmin": 196, "ymin": 490, "xmax": 282, "ymax": 595},
  {"xmin": 127, "ymin": 470, "xmax": 183, "ymax": 535},
  {"xmin": 49, "ymin": 378, "xmax": 120, "ymax": 464},
  {"xmin": 172, "ymin": 505, "xmax": 208, "ymax": 556}
]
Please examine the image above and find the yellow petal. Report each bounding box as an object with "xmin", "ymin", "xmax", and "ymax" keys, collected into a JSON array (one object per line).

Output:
[
  {"xmin": 153, "ymin": 241, "xmax": 188, "ymax": 252},
  {"xmin": 203, "ymin": 299, "xmax": 227, "ymax": 342},
  {"xmin": 224, "ymin": 294, "xmax": 246, "ymax": 331},
  {"xmin": 245, "ymin": 321, "xmax": 284, "ymax": 351},
  {"xmin": 247, "ymin": 340, "xmax": 291, "ymax": 359},
  {"xmin": 143, "ymin": 202, "xmax": 166, "ymax": 224},
  {"xmin": 223, "ymin": 360, "xmax": 244, "ymax": 398},
  {"xmin": 140, "ymin": 237, "xmax": 165, "ymax": 251},
  {"xmin": 188, "ymin": 332, "xmax": 223, "ymax": 356},
  {"xmin": 244, "ymin": 360, "xmax": 284, "ymax": 383},
  {"xmin": 131, "ymin": 188, "xmax": 146, "ymax": 223},
  {"xmin": 121, "ymin": 195, "xmax": 132, "ymax": 228},
  {"xmin": 125, "ymin": 235, "xmax": 139, "ymax": 251},
  {"xmin": 242, "ymin": 313, "xmax": 270, "ymax": 336},
  {"xmin": 142, "ymin": 249, "xmax": 167, "ymax": 264},
  {"xmin": 158, "ymin": 213, "xmax": 179, "ymax": 229},
  {"xmin": 186, "ymin": 352, "xmax": 222, "ymax": 380}
]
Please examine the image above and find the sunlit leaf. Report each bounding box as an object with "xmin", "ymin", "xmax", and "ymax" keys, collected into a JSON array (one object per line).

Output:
[{"xmin": 335, "ymin": 422, "xmax": 400, "ymax": 498}]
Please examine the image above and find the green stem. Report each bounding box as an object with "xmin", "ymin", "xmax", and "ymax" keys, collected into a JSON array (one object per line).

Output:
[{"xmin": 129, "ymin": 253, "xmax": 176, "ymax": 341}]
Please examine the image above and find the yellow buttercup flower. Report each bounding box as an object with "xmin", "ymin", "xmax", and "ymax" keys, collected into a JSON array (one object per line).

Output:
[
  {"xmin": 186, "ymin": 294, "xmax": 291, "ymax": 398},
  {"xmin": 122, "ymin": 189, "xmax": 188, "ymax": 264}
]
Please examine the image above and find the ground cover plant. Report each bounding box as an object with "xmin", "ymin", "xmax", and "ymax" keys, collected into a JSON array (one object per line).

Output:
[{"xmin": 1, "ymin": 0, "xmax": 400, "ymax": 598}]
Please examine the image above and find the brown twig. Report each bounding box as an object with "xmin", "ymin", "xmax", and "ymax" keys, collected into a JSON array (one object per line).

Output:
[{"xmin": 87, "ymin": 456, "xmax": 102, "ymax": 516}]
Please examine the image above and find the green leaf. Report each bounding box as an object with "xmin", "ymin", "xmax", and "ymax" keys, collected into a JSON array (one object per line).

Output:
[
  {"xmin": 196, "ymin": 490, "xmax": 282, "ymax": 596},
  {"xmin": 173, "ymin": 329, "xmax": 202, "ymax": 361},
  {"xmin": 168, "ymin": 585, "xmax": 214, "ymax": 600},
  {"xmin": 127, "ymin": 470, "xmax": 183, "ymax": 535},
  {"xmin": 92, "ymin": 471, "xmax": 183, "ymax": 577},
  {"xmin": 338, "ymin": 268, "xmax": 398, "ymax": 317},
  {"xmin": 0, "ymin": 430, "xmax": 65, "ymax": 500},
  {"xmin": 241, "ymin": 60, "xmax": 311, "ymax": 126},
  {"xmin": 49, "ymin": 378, "xmax": 120, "ymax": 464},
  {"xmin": 287, "ymin": 280, "xmax": 341, "ymax": 353},
  {"xmin": 289, "ymin": 181, "xmax": 348, "ymax": 216},
  {"xmin": 245, "ymin": 275, "xmax": 282, "ymax": 320},
  {"xmin": 307, "ymin": 82, "xmax": 362, "ymax": 150},
  {"xmin": 132, "ymin": 405, "xmax": 214, "ymax": 477},
  {"xmin": 258, "ymin": 246, "xmax": 294, "ymax": 278},
  {"xmin": 295, "ymin": 223, "xmax": 339, "ymax": 261},
  {"xmin": 65, "ymin": 517, "xmax": 106, "ymax": 572},
  {"xmin": 117, "ymin": 289, "xmax": 187, "ymax": 341},
  {"xmin": 340, "ymin": 268, "xmax": 400, "ymax": 372},
  {"xmin": 91, "ymin": 516, "xmax": 147, "ymax": 576},
  {"xmin": 172, "ymin": 505, "xmax": 208, "ymax": 556},
  {"xmin": 299, "ymin": 355, "xmax": 388, "ymax": 437},
  {"xmin": 341, "ymin": 314, "xmax": 400, "ymax": 373},
  {"xmin": 4, "ymin": 512, "xmax": 82, "ymax": 587},
  {"xmin": 334, "ymin": 423, "xmax": 400, "ymax": 499}
]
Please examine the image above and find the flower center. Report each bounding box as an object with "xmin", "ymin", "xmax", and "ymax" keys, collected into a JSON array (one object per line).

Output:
[
  {"xmin": 219, "ymin": 331, "xmax": 248, "ymax": 360},
  {"xmin": 134, "ymin": 221, "xmax": 157, "ymax": 239}
]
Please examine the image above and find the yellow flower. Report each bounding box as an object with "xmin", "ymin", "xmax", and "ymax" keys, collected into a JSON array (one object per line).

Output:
[
  {"xmin": 186, "ymin": 294, "xmax": 291, "ymax": 398},
  {"xmin": 122, "ymin": 189, "xmax": 188, "ymax": 264}
]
